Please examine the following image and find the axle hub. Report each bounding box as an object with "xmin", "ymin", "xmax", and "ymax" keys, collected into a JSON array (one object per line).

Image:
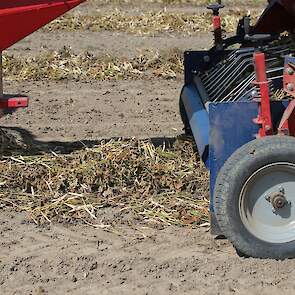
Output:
[{"xmin": 266, "ymin": 188, "xmax": 289, "ymax": 210}]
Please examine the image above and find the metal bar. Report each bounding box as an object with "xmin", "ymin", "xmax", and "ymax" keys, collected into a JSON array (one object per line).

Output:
[
  {"xmin": 201, "ymin": 48, "xmax": 254, "ymax": 84},
  {"xmin": 253, "ymin": 51, "xmax": 273, "ymax": 137}
]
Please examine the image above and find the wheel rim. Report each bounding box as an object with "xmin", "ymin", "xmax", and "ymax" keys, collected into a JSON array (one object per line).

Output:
[{"xmin": 239, "ymin": 162, "xmax": 295, "ymax": 244}]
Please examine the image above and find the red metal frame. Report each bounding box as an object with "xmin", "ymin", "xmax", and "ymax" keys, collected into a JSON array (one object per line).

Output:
[
  {"xmin": 253, "ymin": 0, "xmax": 295, "ymax": 34},
  {"xmin": 212, "ymin": 15, "xmax": 222, "ymax": 45},
  {"xmin": 253, "ymin": 51, "xmax": 273, "ymax": 137},
  {"xmin": 283, "ymin": 62, "xmax": 295, "ymax": 98},
  {"xmin": 0, "ymin": 0, "xmax": 86, "ymax": 51},
  {"xmin": 278, "ymin": 61, "xmax": 295, "ymax": 135},
  {"xmin": 0, "ymin": 97, "xmax": 28, "ymax": 109},
  {"xmin": 278, "ymin": 100, "xmax": 295, "ymax": 135},
  {"xmin": 0, "ymin": 0, "xmax": 86, "ymax": 113}
]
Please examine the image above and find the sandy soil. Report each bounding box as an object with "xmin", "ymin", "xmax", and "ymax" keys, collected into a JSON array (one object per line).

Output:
[
  {"xmin": 9, "ymin": 31, "xmax": 211, "ymax": 58},
  {"xmin": 3, "ymin": 17, "xmax": 212, "ymax": 144},
  {"xmin": 2, "ymin": 210, "xmax": 295, "ymax": 295},
  {"xmin": 1, "ymin": 1, "xmax": 294, "ymax": 295},
  {"xmin": 2, "ymin": 79, "xmax": 183, "ymax": 143}
]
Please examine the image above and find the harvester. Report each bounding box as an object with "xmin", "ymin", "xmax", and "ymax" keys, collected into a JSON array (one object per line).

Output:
[
  {"xmin": 1, "ymin": 0, "xmax": 295, "ymax": 259},
  {"xmin": 180, "ymin": 0, "xmax": 295, "ymax": 259}
]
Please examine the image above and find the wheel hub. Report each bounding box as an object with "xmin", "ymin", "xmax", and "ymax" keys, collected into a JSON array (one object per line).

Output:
[
  {"xmin": 239, "ymin": 163, "xmax": 295, "ymax": 244},
  {"xmin": 266, "ymin": 188, "xmax": 290, "ymax": 211}
]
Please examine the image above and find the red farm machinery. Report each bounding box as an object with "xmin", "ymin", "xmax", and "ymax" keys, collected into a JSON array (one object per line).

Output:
[
  {"xmin": 2, "ymin": 0, "xmax": 295, "ymax": 259},
  {"xmin": 0, "ymin": 0, "xmax": 85, "ymax": 108}
]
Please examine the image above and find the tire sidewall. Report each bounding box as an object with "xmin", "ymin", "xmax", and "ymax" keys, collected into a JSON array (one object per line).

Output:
[{"xmin": 215, "ymin": 136, "xmax": 295, "ymax": 259}]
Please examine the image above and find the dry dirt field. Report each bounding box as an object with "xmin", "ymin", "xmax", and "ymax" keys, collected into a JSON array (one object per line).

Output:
[{"xmin": 2, "ymin": 1, "xmax": 295, "ymax": 294}]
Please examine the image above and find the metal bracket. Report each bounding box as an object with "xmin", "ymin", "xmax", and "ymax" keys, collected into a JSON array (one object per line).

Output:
[
  {"xmin": 0, "ymin": 52, "xmax": 29, "ymax": 113},
  {"xmin": 252, "ymin": 51, "xmax": 273, "ymax": 137}
]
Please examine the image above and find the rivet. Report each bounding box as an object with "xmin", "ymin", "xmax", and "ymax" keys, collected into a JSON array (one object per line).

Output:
[
  {"xmin": 287, "ymin": 83, "xmax": 294, "ymax": 92},
  {"xmin": 287, "ymin": 67, "xmax": 294, "ymax": 75}
]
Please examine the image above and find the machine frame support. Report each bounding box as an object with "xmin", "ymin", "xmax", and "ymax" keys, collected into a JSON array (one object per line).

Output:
[
  {"xmin": 253, "ymin": 51, "xmax": 274, "ymax": 137},
  {"xmin": 278, "ymin": 59, "xmax": 295, "ymax": 135}
]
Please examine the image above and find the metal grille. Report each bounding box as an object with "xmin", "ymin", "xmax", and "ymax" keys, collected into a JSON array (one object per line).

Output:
[{"xmin": 198, "ymin": 37, "xmax": 294, "ymax": 103}]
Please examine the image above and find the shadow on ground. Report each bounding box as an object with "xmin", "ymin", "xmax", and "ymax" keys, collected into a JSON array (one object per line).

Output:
[{"xmin": 0, "ymin": 126, "xmax": 188, "ymax": 156}]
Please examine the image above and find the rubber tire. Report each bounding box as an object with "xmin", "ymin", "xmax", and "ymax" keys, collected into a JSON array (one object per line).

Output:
[
  {"xmin": 214, "ymin": 136, "xmax": 295, "ymax": 259},
  {"xmin": 179, "ymin": 97, "xmax": 192, "ymax": 136}
]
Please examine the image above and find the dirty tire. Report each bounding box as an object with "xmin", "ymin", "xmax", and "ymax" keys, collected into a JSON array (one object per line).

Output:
[
  {"xmin": 214, "ymin": 136, "xmax": 295, "ymax": 259},
  {"xmin": 179, "ymin": 97, "xmax": 192, "ymax": 136}
]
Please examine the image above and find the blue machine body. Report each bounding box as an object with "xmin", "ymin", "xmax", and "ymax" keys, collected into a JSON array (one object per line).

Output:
[
  {"xmin": 208, "ymin": 100, "xmax": 287, "ymax": 207},
  {"xmin": 181, "ymin": 50, "xmax": 288, "ymax": 234},
  {"xmin": 208, "ymin": 102, "xmax": 259, "ymax": 210}
]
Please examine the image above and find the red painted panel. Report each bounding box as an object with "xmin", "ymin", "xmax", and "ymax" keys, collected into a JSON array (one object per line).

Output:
[
  {"xmin": 0, "ymin": 0, "xmax": 86, "ymax": 51},
  {"xmin": 253, "ymin": 0, "xmax": 295, "ymax": 34}
]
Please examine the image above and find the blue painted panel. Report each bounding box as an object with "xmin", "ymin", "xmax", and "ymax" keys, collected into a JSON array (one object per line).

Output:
[
  {"xmin": 209, "ymin": 101, "xmax": 259, "ymax": 212},
  {"xmin": 209, "ymin": 101, "xmax": 288, "ymax": 213},
  {"xmin": 181, "ymin": 84, "xmax": 210, "ymax": 167},
  {"xmin": 285, "ymin": 56, "xmax": 295, "ymax": 66}
]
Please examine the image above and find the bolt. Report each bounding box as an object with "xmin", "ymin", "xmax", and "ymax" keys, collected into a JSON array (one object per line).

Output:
[
  {"xmin": 251, "ymin": 90, "xmax": 258, "ymax": 97},
  {"xmin": 287, "ymin": 67, "xmax": 294, "ymax": 75},
  {"xmin": 287, "ymin": 83, "xmax": 294, "ymax": 92},
  {"xmin": 203, "ymin": 55, "xmax": 210, "ymax": 63}
]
